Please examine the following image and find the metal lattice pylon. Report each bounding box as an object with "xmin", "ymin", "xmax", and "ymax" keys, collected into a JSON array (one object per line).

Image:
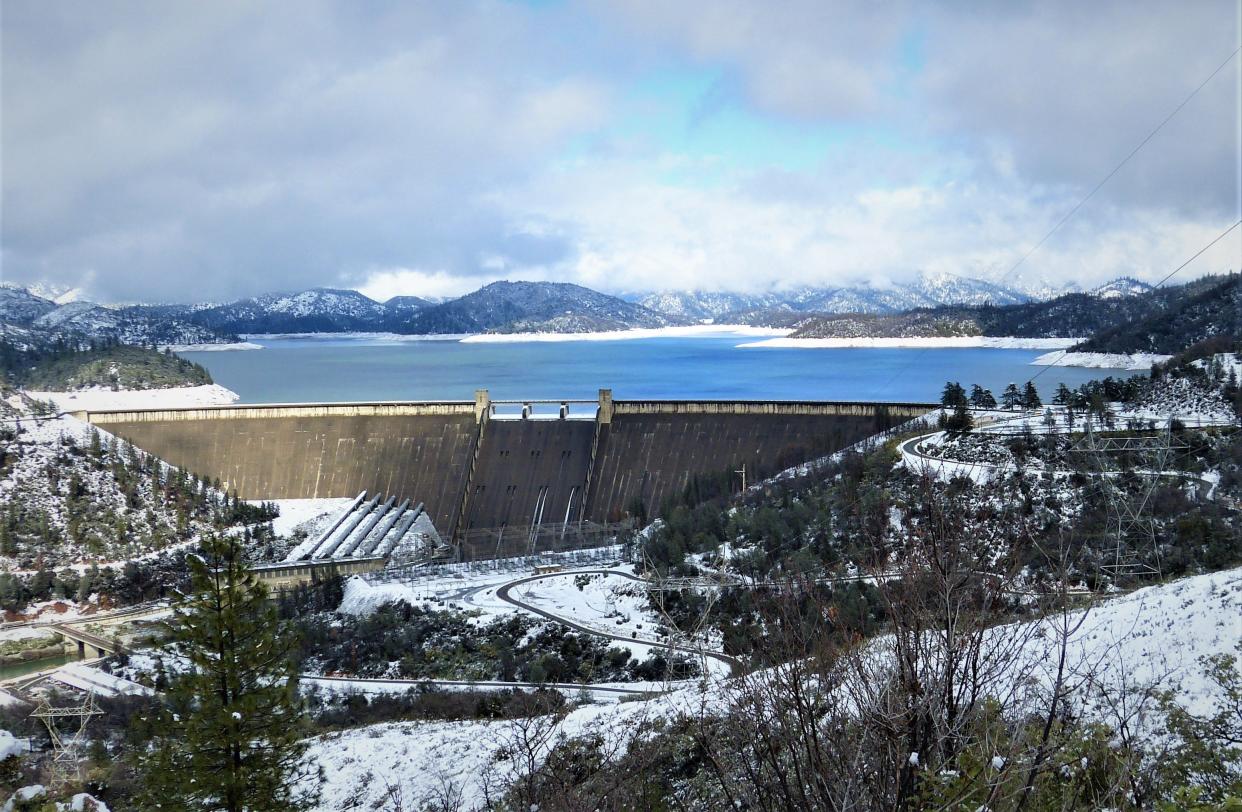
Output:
[
  {"xmin": 30, "ymin": 692, "xmax": 103, "ymax": 782},
  {"xmin": 1075, "ymin": 420, "xmax": 1181, "ymax": 583}
]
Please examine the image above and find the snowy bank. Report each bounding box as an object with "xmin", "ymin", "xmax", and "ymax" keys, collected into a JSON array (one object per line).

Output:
[
  {"xmin": 262, "ymin": 498, "xmax": 356, "ymax": 542},
  {"xmin": 737, "ymin": 336, "xmax": 1080, "ymax": 350},
  {"xmin": 460, "ymin": 325, "xmax": 791, "ymax": 343},
  {"xmin": 337, "ymin": 577, "xmax": 425, "ymax": 617},
  {"xmin": 25, "ymin": 384, "xmax": 239, "ymax": 412},
  {"xmin": 160, "ymin": 341, "xmax": 262, "ymax": 352},
  {"xmin": 1031, "ymin": 350, "xmax": 1173, "ymax": 370},
  {"xmin": 1012, "ymin": 566, "xmax": 1242, "ymax": 721},
  {"xmin": 243, "ymin": 332, "xmax": 468, "ymax": 343}
]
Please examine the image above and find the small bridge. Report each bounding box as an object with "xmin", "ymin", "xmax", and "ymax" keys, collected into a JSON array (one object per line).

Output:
[{"xmin": 50, "ymin": 623, "xmax": 125, "ymax": 658}]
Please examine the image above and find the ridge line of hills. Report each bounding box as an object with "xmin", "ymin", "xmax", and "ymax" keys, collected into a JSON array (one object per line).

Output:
[{"xmin": 1, "ymin": 272, "xmax": 1235, "ymax": 358}]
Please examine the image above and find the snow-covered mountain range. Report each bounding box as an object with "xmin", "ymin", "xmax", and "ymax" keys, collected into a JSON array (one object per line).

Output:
[
  {"xmin": 0, "ymin": 272, "xmax": 1162, "ymax": 345},
  {"xmin": 637, "ymin": 271, "xmax": 1053, "ymax": 322}
]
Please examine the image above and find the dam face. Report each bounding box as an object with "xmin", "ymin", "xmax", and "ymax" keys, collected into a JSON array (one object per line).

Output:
[
  {"xmin": 83, "ymin": 391, "xmax": 932, "ymax": 538},
  {"xmin": 87, "ymin": 403, "xmax": 479, "ymax": 532}
]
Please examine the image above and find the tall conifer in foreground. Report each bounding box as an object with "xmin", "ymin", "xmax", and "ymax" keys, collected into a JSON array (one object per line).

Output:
[{"xmin": 136, "ymin": 535, "xmax": 319, "ymax": 811}]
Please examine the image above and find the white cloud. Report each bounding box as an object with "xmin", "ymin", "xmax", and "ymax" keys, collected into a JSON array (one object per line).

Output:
[
  {"xmin": 2, "ymin": 1, "xmax": 1236, "ymax": 302},
  {"xmin": 356, "ymin": 268, "xmax": 504, "ymax": 302},
  {"xmin": 500, "ymin": 147, "xmax": 1238, "ymax": 294}
]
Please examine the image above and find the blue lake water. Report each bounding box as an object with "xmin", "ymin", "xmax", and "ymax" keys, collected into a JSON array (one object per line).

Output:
[{"xmin": 181, "ymin": 335, "xmax": 1140, "ymax": 405}]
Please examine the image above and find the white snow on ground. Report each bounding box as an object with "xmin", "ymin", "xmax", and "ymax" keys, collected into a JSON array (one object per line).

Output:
[
  {"xmin": 63, "ymin": 794, "xmax": 110, "ymax": 812},
  {"xmin": 305, "ymin": 719, "xmax": 510, "ymax": 812},
  {"xmin": 338, "ymin": 577, "xmax": 439, "ymax": 616},
  {"xmin": 1196, "ymin": 353, "xmax": 1242, "ymax": 382},
  {"xmin": 0, "ymin": 413, "xmax": 255, "ymax": 572},
  {"xmin": 738, "ymin": 335, "xmax": 1079, "ymax": 350},
  {"xmin": 337, "ymin": 560, "xmax": 730, "ymax": 677},
  {"xmin": 0, "ymin": 730, "xmax": 22, "ymax": 760},
  {"xmin": 304, "ymin": 683, "xmax": 705, "ymax": 812},
  {"xmin": 159, "ymin": 341, "xmax": 262, "ymax": 352},
  {"xmin": 3, "ymin": 786, "xmax": 46, "ymax": 810},
  {"xmin": 261, "ymin": 498, "xmax": 355, "ymax": 540},
  {"xmin": 0, "ymin": 625, "xmax": 59, "ymax": 644},
  {"xmin": 902, "ymin": 394, "xmax": 1238, "ymax": 484},
  {"xmin": 24, "ymin": 384, "xmax": 239, "ymax": 412},
  {"xmin": 505, "ymin": 572, "xmax": 659, "ymax": 641},
  {"xmin": 307, "ymin": 566, "xmax": 1242, "ymax": 810},
  {"xmin": 301, "ymin": 676, "xmax": 653, "ymax": 704},
  {"xmin": 1031, "ymin": 350, "xmax": 1173, "ymax": 370},
  {"xmin": 461, "ymin": 325, "xmax": 791, "ymax": 343},
  {"xmin": 343, "ymin": 547, "xmax": 629, "ymax": 619},
  {"xmin": 1009, "ymin": 566, "xmax": 1242, "ymax": 722}
]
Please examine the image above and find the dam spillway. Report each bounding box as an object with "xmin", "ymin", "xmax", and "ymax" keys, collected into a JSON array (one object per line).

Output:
[{"xmin": 81, "ymin": 390, "xmax": 933, "ymax": 538}]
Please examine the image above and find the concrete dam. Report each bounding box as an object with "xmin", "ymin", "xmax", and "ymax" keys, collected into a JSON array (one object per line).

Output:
[{"xmin": 82, "ymin": 390, "xmax": 933, "ymax": 539}]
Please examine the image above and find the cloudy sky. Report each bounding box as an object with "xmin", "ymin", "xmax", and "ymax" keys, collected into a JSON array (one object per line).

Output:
[{"xmin": 2, "ymin": 0, "xmax": 1239, "ymax": 303}]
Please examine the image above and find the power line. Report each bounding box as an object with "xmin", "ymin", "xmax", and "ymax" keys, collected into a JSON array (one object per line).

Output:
[
  {"xmin": 1151, "ymin": 219, "xmax": 1241, "ymax": 289},
  {"xmin": 879, "ymin": 46, "xmax": 1240, "ymax": 394},
  {"xmin": 1001, "ymin": 46, "xmax": 1240, "ymax": 284},
  {"xmin": 1028, "ymin": 218, "xmax": 1242, "ymax": 383}
]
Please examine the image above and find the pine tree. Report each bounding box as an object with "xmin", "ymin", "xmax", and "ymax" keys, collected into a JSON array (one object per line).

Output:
[
  {"xmin": 1022, "ymin": 381, "xmax": 1042, "ymax": 409},
  {"xmin": 135, "ymin": 535, "xmax": 319, "ymax": 811},
  {"xmin": 1001, "ymin": 383, "xmax": 1022, "ymax": 410},
  {"xmin": 940, "ymin": 381, "xmax": 967, "ymax": 409}
]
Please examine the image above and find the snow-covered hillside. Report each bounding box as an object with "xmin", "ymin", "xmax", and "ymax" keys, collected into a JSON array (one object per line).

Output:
[
  {"xmin": 303, "ymin": 563, "xmax": 1242, "ymax": 810},
  {"xmin": 0, "ymin": 285, "xmax": 58, "ymax": 324},
  {"xmin": 1090, "ymin": 276, "xmax": 1154, "ymax": 299},
  {"xmin": 0, "ymin": 416, "xmax": 231, "ymax": 569},
  {"xmin": 189, "ymin": 288, "xmax": 389, "ymax": 334},
  {"xmin": 637, "ymin": 290, "xmax": 786, "ymax": 320},
  {"xmin": 406, "ymin": 281, "xmax": 688, "ymax": 334},
  {"xmin": 638, "ymin": 272, "xmax": 1035, "ymax": 321},
  {"xmin": 1, "ymin": 285, "xmax": 236, "ymax": 346}
]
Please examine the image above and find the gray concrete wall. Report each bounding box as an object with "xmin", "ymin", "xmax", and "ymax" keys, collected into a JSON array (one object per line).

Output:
[
  {"xmin": 462, "ymin": 419, "xmax": 595, "ymax": 531},
  {"xmin": 583, "ymin": 403, "xmax": 927, "ymax": 522},
  {"xmin": 89, "ymin": 404, "xmax": 478, "ymax": 532},
  {"xmin": 87, "ymin": 398, "xmax": 932, "ymax": 536}
]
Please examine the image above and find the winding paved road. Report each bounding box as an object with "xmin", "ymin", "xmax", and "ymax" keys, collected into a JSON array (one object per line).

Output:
[{"xmin": 495, "ymin": 569, "xmax": 743, "ymax": 677}]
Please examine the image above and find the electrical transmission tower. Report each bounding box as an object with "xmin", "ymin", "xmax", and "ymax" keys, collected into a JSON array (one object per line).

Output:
[
  {"xmin": 1075, "ymin": 419, "xmax": 1185, "ymax": 583},
  {"xmin": 30, "ymin": 693, "xmax": 103, "ymax": 784}
]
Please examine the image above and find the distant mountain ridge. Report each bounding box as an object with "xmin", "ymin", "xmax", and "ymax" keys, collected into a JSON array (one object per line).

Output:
[
  {"xmin": 0, "ymin": 284, "xmax": 233, "ymax": 346},
  {"xmin": 638, "ymin": 271, "xmax": 1035, "ymax": 322},
  {"xmin": 787, "ymin": 274, "xmax": 1237, "ymax": 351},
  {"xmin": 403, "ymin": 281, "xmax": 684, "ymax": 334},
  {"xmin": 0, "ymin": 280, "xmax": 686, "ymax": 342},
  {"xmin": 0, "ymin": 272, "xmax": 1211, "ymax": 350},
  {"xmin": 1076, "ymin": 274, "xmax": 1239, "ymax": 354}
]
